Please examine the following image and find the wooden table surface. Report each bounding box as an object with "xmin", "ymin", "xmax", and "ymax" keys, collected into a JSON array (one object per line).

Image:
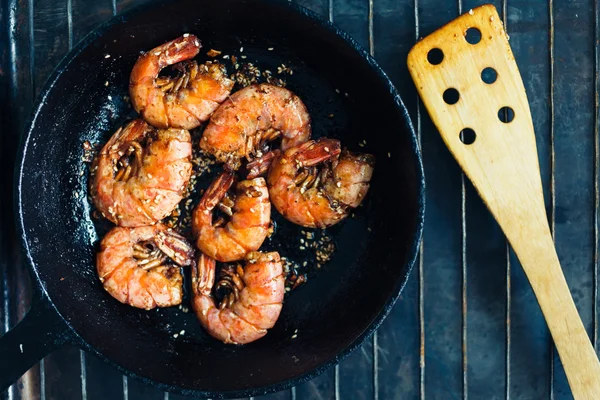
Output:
[{"xmin": 0, "ymin": 0, "xmax": 598, "ymax": 399}]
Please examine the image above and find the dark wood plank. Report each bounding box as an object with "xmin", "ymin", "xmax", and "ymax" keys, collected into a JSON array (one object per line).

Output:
[
  {"xmin": 1, "ymin": 3, "xmax": 14, "ymax": 400},
  {"xmin": 293, "ymin": 370, "xmax": 335, "ymax": 400},
  {"xmin": 45, "ymin": 347, "xmax": 83, "ymax": 400},
  {"xmin": 85, "ymin": 354, "xmax": 125, "ymax": 400},
  {"xmin": 2, "ymin": 0, "xmax": 39, "ymax": 399},
  {"xmin": 370, "ymin": 0, "xmax": 419, "ymax": 398},
  {"xmin": 415, "ymin": 1, "xmax": 464, "ymax": 399},
  {"xmin": 71, "ymin": 0, "xmax": 113, "ymax": 44},
  {"xmin": 552, "ymin": 0, "xmax": 596, "ymax": 398},
  {"xmin": 31, "ymin": 0, "xmax": 69, "ymax": 95},
  {"xmin": 506, "ymin": 0, "xmax": 553, "ymax": 398},
  {"xmin": 294, "ymin": 0, "xmax": 328, "ymax": 15},
  {"xmin": 128, "ymin": 378, "xmax": 165, "ymax": 400}
]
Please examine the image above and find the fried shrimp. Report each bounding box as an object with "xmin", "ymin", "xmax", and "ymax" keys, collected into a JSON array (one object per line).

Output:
[
  {"xmin": 130, "ymin": 34, "xmax": 234, "ymax": 129},
  {"xmin": 268, "ymin": 138, "xmax": 375, "ymax": 228},
  {"xmin": 96, "ymin": 224, "xmax": 194, "ymax": 310},
  {"xmin": 192, "ymin": 172, "xmax": 271, "ymax": 262},
  {"xmin": 90, "ymin": 119, "xmax": 192, "ymax": 227},
  {"xmin": 191, "ymin": 251, "xmax": 285, "ymax": 344},
  {"xmin": 200, "ymin": 83, "xmax": 311, "ymax": 169}
]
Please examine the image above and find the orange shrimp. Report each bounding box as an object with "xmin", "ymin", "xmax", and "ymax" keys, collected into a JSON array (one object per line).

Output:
[
  {"xmin": 97, "ymin": 224, "xmax": 194, "ymax": 310},
  {"xmin": 130, "ymin": 34, "xmax": 234, "ymax": 130},
  {"xmin": 191, "ymin": 251, "xmax": 285, "ymax": 344},
  {"xmin": 90, "ymin": 119, "xmax": 192, "ymax": 227},
  {"xmin": 268, "ymin": 138, "xmax": 375, "ymax": 228},
  {"xmin": 200, "ymin": 83, "xmax": 311, "ymax": 169},
  {"xmin": 192, "ymin": 172, "xmax": 271, "ymax": 262}
]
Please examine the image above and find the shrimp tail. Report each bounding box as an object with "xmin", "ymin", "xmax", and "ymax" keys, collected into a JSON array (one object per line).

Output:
[
  {"xmin": 198, "ymin": 171, "xmax": 235, "ymax": 211},
  {"xmin": 155, "ymin": 230, "xmax": 195, "ymax": 266},
  {"xmin": 150, "ymin": 35, "xmax": 201, "ymax": 69},
  {"xmin": 295, "ymin": 138, "xmax": 341, "ymax": 167},
  {"xmin": 102, "ymin": 119, "xmax": 148, "ymax": 155},
  {"xmin": 246, "ymin": 150, "xmax": 280, "ymax": 178},
  {"xmin": 193, "ymin": 253, "xmax": 216, "ymax": 296}
]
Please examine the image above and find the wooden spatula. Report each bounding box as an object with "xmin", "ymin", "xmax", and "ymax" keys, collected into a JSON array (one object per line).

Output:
[{"xmin": 407, "ymin": 4, "xmax": 600, "ymax": 399}]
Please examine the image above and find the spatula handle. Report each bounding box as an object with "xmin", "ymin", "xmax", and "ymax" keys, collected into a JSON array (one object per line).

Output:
[{"xmin": 511, "ymin": 232, "xmax": 600, "ymax": 399}]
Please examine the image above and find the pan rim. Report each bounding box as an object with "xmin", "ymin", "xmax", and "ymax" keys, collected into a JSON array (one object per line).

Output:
[{"xmin": 14, "ymin": 0, "xmax": 425, "ymax": 397}]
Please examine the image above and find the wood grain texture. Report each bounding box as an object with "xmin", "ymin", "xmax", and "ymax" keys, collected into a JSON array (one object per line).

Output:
[{"xmin": 409, "ymin": 4, "xmax": 600, "ymax": 399}]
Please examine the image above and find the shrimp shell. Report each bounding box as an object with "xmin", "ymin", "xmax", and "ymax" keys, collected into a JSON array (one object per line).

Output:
[
  {"xmin": 97, "ymin": 224, "xmax": 194, "ymax": 310},
  {"xmin": 90, "ymin": 119, "xmax": 192, "ymax": 227},
  {"xmin": 192, "ymin": 251, "xmax": 285, "ymax": 344},
  {"xmin": 200, "ymin": 83, "xmax": 311, "ymax": 169},
  {"xmin": 192, "ymin": 172, "xmax": 271, "ymax": 262},
  {"xmin": 130, "ymin": 34, "xmax": 234, "ymax": 129}
]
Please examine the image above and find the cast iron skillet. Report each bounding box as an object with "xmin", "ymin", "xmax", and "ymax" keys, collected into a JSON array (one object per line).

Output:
[{"xmin": 0, "ymin": 0, "xmax": 424, "ymax": 397}]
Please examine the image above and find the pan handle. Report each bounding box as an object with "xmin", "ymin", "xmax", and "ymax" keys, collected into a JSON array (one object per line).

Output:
[{"xmin": 0, "ymin": 295, "xmax": 72, "ymax": 392}]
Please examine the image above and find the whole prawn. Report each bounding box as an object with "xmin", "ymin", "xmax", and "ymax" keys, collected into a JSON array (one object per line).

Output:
[
  {"xmin": 97, "ymin": 224, "xmax": 194, "ymax": 310},
  {"xmin": 130, "ymin": 34, "xmax": 234, "ymax": 130},
  {"xmin": 90, "ymin": 119, "xmax": 192, "ymax": 227},
  {"xmin": 192, "ymin": 172, "xmax": 271, "ymax": 262},
  {"xmin": 192, "ymin": 251, "xmax": 285, "ymax": 344},
  {"xmin": 268, "ymin": 138, "xmax": 375, "ymax": 228},
  {"xmin": 200, "ymin": 83, "xmax": 311, "ymax": 169}
]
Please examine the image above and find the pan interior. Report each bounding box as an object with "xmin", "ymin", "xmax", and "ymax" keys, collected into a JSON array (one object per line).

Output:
[{"xmin": 18, "ymin": 0, "xmax": 422, "ymax": 394}]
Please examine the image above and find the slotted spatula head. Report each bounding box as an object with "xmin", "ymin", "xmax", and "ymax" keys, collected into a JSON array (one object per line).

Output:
[
  {"xmin": 408, "ymin": 4, "xmax": 546, "ymax": 227},
  {"xmin": 408, "ymin": 5, "xmax": 600, "ymax": 399}
]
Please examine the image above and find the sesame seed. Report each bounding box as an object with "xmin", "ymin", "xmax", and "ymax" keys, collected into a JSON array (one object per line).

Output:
[
  {"xmin": 324, "ymin": 147, "xmax": 329, "ymax": 152},
  {"xmin": 268, "ymin": 47, "xmax": 274, "ymax": 51},
  {"xmin": 108, "ymin": 95, "xmax": 112, "ymax": 100},
  {"xmin": 336, "ymin": 181, "xmax": 342, "ymax": 188},
  {"xmin": 180, "ymin": 330, "xmax": 185, "ymax": 335},
  {"xmin": 104, "ymin": 81, "xmax": 109, "ymax": 86},
  {"xmin": 291, "ymin": 334, "xmax": 297, "ymax": 339},
  {"xmin": 387, "ymin": 152, "xmax": 391, "ymax": 158},
  {"xmin": 147, "ymin": 173, "xmax": 153, "ymax": 178},
  {"xmin": 335, "ymin": 89, "xmax": 340, "ymax": 93},
  {"xmin": 173, "ymin": 333, "xmax": 179, "ymax": 338},
  {"xmin": 137, "ymin": 207, "xmax": 142, "ymax": 212},
  {"xmin": 240, "ymin": 47, "xmax": 244, "ymax": 52},
  {"xmin": 183, "ymin": 33, "xmax": 190, "ymax": 37},
  {"xmin": 468, "ymin": 8, "xmax": 474, "ymax": 15},
  {"xmin": 104, "ymin": 54, "xmax": 111, "ymax": 58}
]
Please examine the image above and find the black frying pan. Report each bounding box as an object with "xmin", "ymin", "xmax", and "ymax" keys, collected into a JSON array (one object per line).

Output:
[{"xmin": 0, "ymin": 0, "xmax": 424, "ymax": 397}]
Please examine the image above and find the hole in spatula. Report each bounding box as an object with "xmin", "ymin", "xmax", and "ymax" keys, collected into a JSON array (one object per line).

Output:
[
  {"xmin": 460, "ymin": 128, "xmax": 476, "ymax": 145},
  {"xmin": 481, "ymin": 67, "xmax": 497, "ymax": 84},
  {"xmin": 427, "ymin": 48, "xmax": 444, "ymax": 65},
  {"xmin": 443, "ymin": 88, "xmax": 460, "ymax": 105},
  {"xmin": 465, "ymin": 28, "xmax": 481, "ymax": 44},
  {"xmin": 498, "ymin": 107, "xmax": 515, "ymax": 123}
]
